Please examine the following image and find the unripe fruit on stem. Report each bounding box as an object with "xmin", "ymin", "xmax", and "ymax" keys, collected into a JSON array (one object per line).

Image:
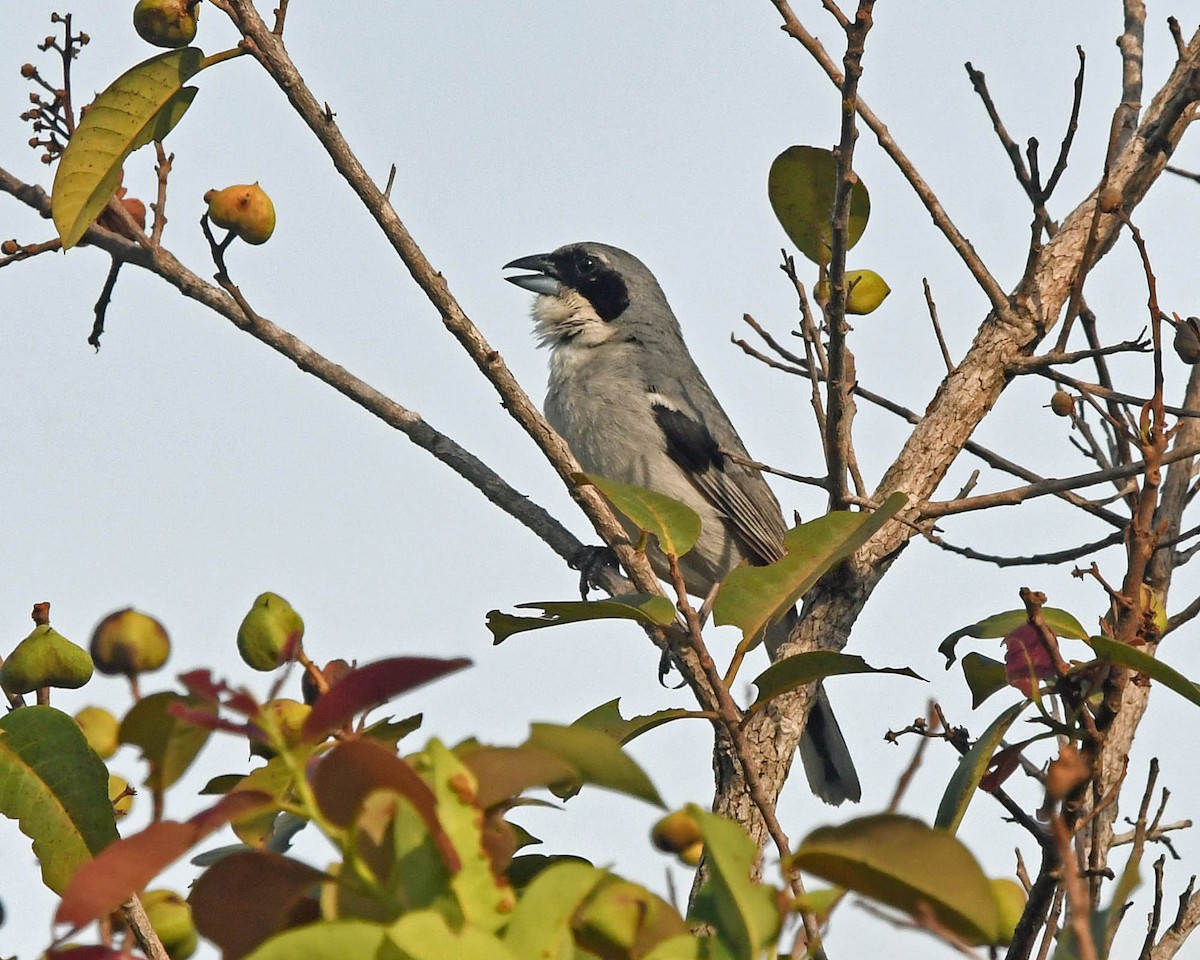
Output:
[
  {"xmin": 132, "ymin": 0, "xmax": 198, "ymax": 49},
  {"xmin": 237, "ymin": 592, "xmax": 304, "ymax": 671},
  {"xmin": 90, "ymin": 608, "xmax": 170, "ymax": 678},
  {"xmin": 142, "ymin": 889, "xmax": 199, "ymax": 960},
  {"xmin": 0, "ymin": 624, "xmax": 94, "ymax": 694},
  {"xmin": 204, "ymin": 183, "xmax": 276, "ymax": 245},
  {"xmin": 75, "ymin": 705, "xmax": 121, "ymax": 759},
  {"xmin": 109, "ymin": 774, "xmax": 135, "ymax": 818},
  {"xmin": 250, "ymin": 697, "xmax": 312, "ymax": 758},
  {"xmin": 1049, "ymin": 390, "xmax": 1074, "ymax": 417},
  {"xmin": 651, "ymin": 809, "xmax": 704, "ymax": 865}
]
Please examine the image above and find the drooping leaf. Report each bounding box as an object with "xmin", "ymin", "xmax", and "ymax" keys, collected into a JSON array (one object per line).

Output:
[
  {"xmin": 527, "ymin": 723, "xmax": 664, "ymax": 807},
  {"xmin": 0, "ymin": 706, "xmax": 118, "ymax": 893},
  {"xmin": 961, "ymin": 653, "xmax": 1009, "ymax": 709},
  {"xmin": 120, "ymin": 691, "xmax": 213, "ymax": 791},
  {"xmin": 301, "ymin": 656, "xmax": 470, "ymax": 743},
  {"xmin": 714, "ymin": 493, "xmax": 907, "ymax": 641},
  {"xmin": 575, "ymin": 877, "xmax": 689, "ymax": 959},
  {"xmin": 934, "ymin": 701, "xmax": 1026, "ymax": 835},
  {"xmin": 767, "ymin": 145, "xmax": 871, "ymax": 265},
  {"xmin": 572, "ymin": 698, "xmax": 696, "ymax": 745},
  {"xmin": 190, "ymin": 850, "xmax": 326, "ymax": 960},
  {"xmin": 687, "ymin": 806, "xmax": 782, "ymax": 960},
  {"xmin": 792, "ymin": 814, "xmax": 1011, "ymax": 945},
  {"xmin": 939, "ymin": 608, "xmax": 1089, "ymax": 666},
  {"xmin": 487, "ymin": 595, "xmax": 676, "ymax": 645},
  {"xmin": 228, "ymin": 756, "xmax": 297, "ymax": 848},
  {"xmin": 749, "ymin": 651, "xmax": 924, "ymax": 711},
  {"xmin": 56, "ymin": 791, "xmax": 272, "ymax": 927},
  {"xmin": 417, "ymin": 740, "xmax": 517, "ymax": 930},
  {"xmin": 1086, "ymin": 635, "xmax": 1200, "ymax": 708},
  {"xmin": 578, "ymin": 472, "xmax": 701, "ymax": 558},
  {"xmin": 52, "ymin": 48, "xmax": 204, "ymax": 249}
]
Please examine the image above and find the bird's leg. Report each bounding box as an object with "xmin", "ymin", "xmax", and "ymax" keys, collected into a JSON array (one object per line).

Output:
[{"xmin": 568, "ymin": 544, "xmax": 620, "ymax": 599}]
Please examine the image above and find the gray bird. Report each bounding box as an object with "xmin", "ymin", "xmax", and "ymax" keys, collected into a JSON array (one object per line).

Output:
[{"xmin": 504, "ymin": 241, "xmax": 860, "ymax": 805}]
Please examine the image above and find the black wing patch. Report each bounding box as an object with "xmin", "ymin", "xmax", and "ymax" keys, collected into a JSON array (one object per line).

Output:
[{"xmin": 652, "ymin": 402, "xmax": 725, "ymax": 475}]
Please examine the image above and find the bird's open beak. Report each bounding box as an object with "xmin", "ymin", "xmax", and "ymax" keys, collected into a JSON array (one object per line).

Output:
[{"xmin": 503, "ymin": 254, "xmax": 561, "ymax": 296}]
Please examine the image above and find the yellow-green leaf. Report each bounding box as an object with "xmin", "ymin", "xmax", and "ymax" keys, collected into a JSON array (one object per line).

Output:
[
  {"xmin": 1086, "ymin": 635, "xmax": 1200, "ymax": 708},
  {"xmin": 714, "ymin": 492, "xmax": 907, "ymax": 642},
  {"xmin": 749, "ymin": 651, "xmax": 924, "ymax": 712},
  {"xmin": 52, "ymin": 47, "xmax": 204, "ymax": 249},
  {"xmin": 768, "ymin": 145, "xmax": 871, "ymax": 265},
  {"xmin": 961, "ymin": 652, "xmax": 1009, "ymax": 709},
  {"xmin": 939, "ymin": 607, "xmax": 1089, "ymax": 666},
  {"xmin": 0, "ymin": 706, "xmax": 118, "ymax": 893},
  {"xmin": 934, "ymin": 701, "xmax": 1025, "ymax": 835},
  {"xmin": 578, "ymin": 473, "xmax": 701, "ymax": 558},
  {"xmin": 486, "ymin": 595, "xmax": 676, "ymax": 644},
  {"xmin": 792, "ymin": 814, "xmax": 1011, "ymax": 945},
  {"xmin": 119, "ymin": 691, "xmax": 212, "ymax": 791},
  {"xmin": 527, "ymin": 723, "xmax": 664, "ymax": 807}
]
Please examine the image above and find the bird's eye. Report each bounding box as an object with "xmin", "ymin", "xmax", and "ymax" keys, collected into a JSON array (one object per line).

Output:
[{"xmin": 575, "ymin": 254, "xmax": 599, "ymax": 277}]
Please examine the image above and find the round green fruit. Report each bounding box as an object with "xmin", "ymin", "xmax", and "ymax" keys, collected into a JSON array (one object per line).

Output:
[
  {"xmin": 142, "ymin": 889, "xmax": 199, "ymax": 960},
  {"xmin": 0, "ymin": 624, "xmax": 93, "ymax": 694},
  {"xmin": 237, "ymin": 592, "xmax": 304, "ymax": 671},
  {"xmin": 132, "ymin": 0, "xmax": 198, "ymax": 49}
]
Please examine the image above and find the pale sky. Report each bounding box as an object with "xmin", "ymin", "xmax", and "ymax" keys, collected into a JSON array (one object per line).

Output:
[{"xmin": 3, "ymin": 3, "xmax": 1200, "ymax": 958}]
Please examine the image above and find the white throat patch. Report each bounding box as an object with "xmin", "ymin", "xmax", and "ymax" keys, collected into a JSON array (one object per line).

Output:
[{"xmin": 532, "ymin": 289, "xmax": 618, "ymax": 349}]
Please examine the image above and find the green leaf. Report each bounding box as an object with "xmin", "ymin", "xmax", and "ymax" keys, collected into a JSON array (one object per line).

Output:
[
  {"xmin": 572, "ymin": 698, "xmax": 696, "ymax": 745},
  {"xmin": 579, "ymin": 472, "xmax": 701, "ymax": 557},
  {"xmin": 486, "ymin": 595, "xmax": 676, "ymax": 645},
  {"xmin": 0, "ymin": 706, "xmax": 118, "ymax": 893},
  {"xmin": 414, "ymin": 740, "xmax": 518, "ymax": 930},
  {"xmin": 749, "ymin": 652, "xmax": 924, "ymax": 711},
  {"xmin": 687, "ymin": 807, "xmax": 781, "ymax": 960},
  {"xmin": 962, "ymin": 652, "xmax": 1010, "ymax": 709},
  {"xmin": 389, "ymin": 911, "xmax": 518, "ymax": 960},
  {"xmin": 503, "ymin": 860, "xmax": 608, "ymax": 958},
  {"xmin": 934, "ymin": 701, "xmax": 1026, "ymax": 835},
  {"xmin": 1086, "ymin": 636, "xmax": 1200, "ymax": 708},
  {"xmin": 767, "ymin": 145, "xmax": 871, "ymax": 265},
  {"xmin": 641, "ymin": 935, "xmax": 703, "ymax": 960},
  {"xmin": 793, "ymin": 814, "xmax": 1010, "ymax": 945},
  {"xmin": 714, "ymin": 492, "xmax": 907, "ymax": 641},
  {"xmin": 527, "ymin": 723, "xmax": 664, "ymax": 807},
  {"xmin": 242, "ymin": 920, "xmax": 388, "ymax": 960},
  {"xmin": 119, "ymin": 691, "xmax": 212, "ymax": 791},
  {"xmin": 939, "ymin": 608, "xmax": 1089, "ymax": 666},
  {"xmin": 52, "ymin": 47, "xmax": 204, "ymax": 249}
]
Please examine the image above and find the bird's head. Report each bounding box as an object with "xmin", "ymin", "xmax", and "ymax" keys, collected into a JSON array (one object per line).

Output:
[{"xmin": 504, "ymin": 242, "xmax": 674, "ymax": 348}]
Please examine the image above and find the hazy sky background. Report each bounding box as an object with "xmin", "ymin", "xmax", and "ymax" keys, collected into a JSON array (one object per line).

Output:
[{"xmin": 3, "ymin": 2, "xmax": 1200, "ymax": 958}]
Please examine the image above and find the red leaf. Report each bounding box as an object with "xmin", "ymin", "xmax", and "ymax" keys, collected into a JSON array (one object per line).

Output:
[
  {"xmin": 1002, "ymin": 623, "xmax": 1056, "ymax": 696},
  {"xmin": 980, "ymin": 744, "xmax": 1023, "ymax": 792},
  {"xmin": 311, "ymin": 740, "xmax": 459, "ymax": 871},
  {"xmin": 56, "ymin": 792, "xmax": 273, "ymax": 928},
  {"xmin": 190, "ymin": 850, "xmax": 326, "ymax": 960},
  {"xmin": 301, "ymin": 656, "xmax": 469, "ymax": 743}
]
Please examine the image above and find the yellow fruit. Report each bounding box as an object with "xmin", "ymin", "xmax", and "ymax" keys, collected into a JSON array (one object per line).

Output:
[
  {"xmin": 109, "ymin": 774, "xmax": 135, "ymax": 817},
  {"xmin": 75, "ymin": 705, "xmax": 121, "ymax": 759},
  {"xmin": 815, "ymin": 269, "xmax": 890, "ymax": 315},
  {"xmin": 132, "ymin": 0, "xmax": 198, "ymax": 49},
  {"xmin": 204, "ymin": 183, "xmax": 276, "ymax": 245},
  {"xmin": 0, "ymin": 624, "xmax": 94, "ymax": 694},
  {"xmin": 651, "ymin": 809, "xmax": 704, "ymax": 865},
  {"xmin": 237, "ymin": 592, "xmax": 304, "ymax": 671},
  {"xmin": 90, "ymin": 609, "xmax": 170, "ymax": 678},
  {"xmin": 142, "ymin": 889, "xmax": 198, "ymax": 960}
]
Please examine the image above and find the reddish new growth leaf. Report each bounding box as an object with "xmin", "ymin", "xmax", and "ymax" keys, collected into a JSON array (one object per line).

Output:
[
  {"xmin": 979, "ymin": 744, "xmax": 1023, "ymax": 793},
  {"xmin": 169, "ymin": 702, "xmax": 256, "ymax": 738},
  {"xmin": 190, "ymin": 850, "xmax": 325, "ymax": 960},
  {"xmin": 301, "ymin": 656, "xmax": 470, "ymax": 743},
  {"xmin": 1002, "ymin": 623, "xmax": 1056, "ymax": 697},
  {"xmin": 311, "ymin": 739, "xmax": 459, "ymax": 872},
  {"xmin": 56, "ymin": 791, "xmax": 273, "ymax": 929},
  {"xmin": 177, "ymin": 670, "xmax": 260, "ymax": 716}
]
